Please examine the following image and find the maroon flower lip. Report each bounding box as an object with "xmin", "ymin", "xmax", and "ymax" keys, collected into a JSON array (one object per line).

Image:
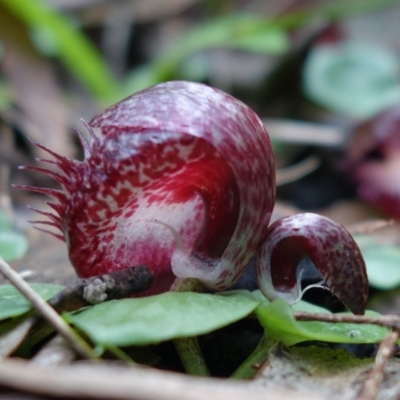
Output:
[{"xmin": 19, "ymin": 81, "xmax": 368, "ymax": 314}]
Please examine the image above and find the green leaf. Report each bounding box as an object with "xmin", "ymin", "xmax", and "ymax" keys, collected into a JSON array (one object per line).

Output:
[
  {"xmin": 256, "ymin": 299, "xmax": 387, "ymax": 346},
  {"xmin": 292, "ymin": 300, "xmax": 332, "ymax": 314},
  {"xmin": 0, "ymin": 80, "xmax": 12, "ymax": 111},
  {"xmin": 230, "ymin": 28, "xmax": 288, "ymax": 54},
  {"xmin": 0, "ymin": 209, "xmax": 12, "ymax": 232},
  {"xmin": 0, "ymin": 210, "xmax": 28, "ymax": 261},
  {"xmin": 123, "ymin": 15, "xmax": 289, "ymax": 94},
  {"xmin": 0, "ymin": 231, "xmax": 28, "ymax": 261},
  {"xmin": 66, "ymin": 291, "xmax": 259, "ymax": 347},
  {"xmin": 0, "ymin": 0, "xmax": 118, "ymax": 99},
  {"xmin": 355, "ymin": 235, "xmax": 400, "ymax": 289},
  {"xmin": 0, "ymin": 283, "xmax": 64, "ymax": 321},
  {"xmin": 303, "ymin": 42, "xmax": 400, "ymax": 119},
  {"xmin": 274, "ymin": 0, "xmax": 400, "ymax": 30}
]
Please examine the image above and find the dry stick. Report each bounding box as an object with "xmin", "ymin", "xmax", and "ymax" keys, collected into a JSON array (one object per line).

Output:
[
  {"xmin": 0, "ymin": 357, "xmax": 298, "ymax": 400},
  {"xmin": 0, "ymin": 256, "xmax": 97, "ymax": 360},
  {"xmin": 0, "ymin": 316, "xmax": 35, "ymax": 358},
  {"xmin": 31, "ymin": 335, "xmax": 76, "ymax": 366},
  {"xmin": 347, "ymin": 219, "xmax": 394, "ymax": 236},
  {"xmin": 0, "ymin": 264, "xmax": 154, "ymax": 359},
  {"xmin": 295, "ymin": 311, "xmax": 400, "ymax": 399},
  {"xmin": 49, "ymin": 264, "xmax": 154, "ymax": 312},
  {"xmin": 294, "ymin": 311, "xmax": 400, "ymax": 330},
  {"xmin": 358, "ymin": 330, "xmax": 400, "ymax": 400},
  {"xmin": 276, "ymin": 155, "xmax": 321, "ymax": 186}
]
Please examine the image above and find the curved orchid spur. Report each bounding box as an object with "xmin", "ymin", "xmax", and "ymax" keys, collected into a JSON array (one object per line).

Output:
[
  {"xmin": 20, "ymin": 81, "xmax": 368, "ymax": 313},
  {"xmin": 257, "ymin": 213, "xmax": 368, "ymax": 315}
]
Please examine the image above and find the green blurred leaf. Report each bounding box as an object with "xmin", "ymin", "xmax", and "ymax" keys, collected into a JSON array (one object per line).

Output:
[
  {"xmin": 0, "ymin": 209, "xmax": 12, "ymax": 232},
  {"xmin": 0, "ymin": 231, "xmax": 28, "ymax": 261},
  {"xmin": 0, "ymin": 80, "xmax": 12, "ymax": 111},
  {"xmin": 256, "ymin": 299, "xmax": 387, "ymax": 346},
  {"xmin": 274, "ymin": 0, "xmax": 400, "ymax": 30},
  {"xmin": 303, "ymin": 42, "xmax": 400, "ymax": 119},
  {"xmin": 231, "ymin": 28, "xmax": 288, "ymax": 53},
  {"xmin": 124, "ymin": 0, "xmax": 400, "ymax": 95},
  {"xmin": 66, "ymin": 291, "xmax": 259, "ymax": 347},
  {"xmin": 355, "ymin": 235, "xmax": 400, "ymax": 289},
  {"xmin": 124, "ymin": 15, "xmax": 289, "ymax": 94},
  {"xmin": 0, "ymin": 210, "xmax": 28, "ymax": 261},
  {"xmin": 0, "ymin": 0, "xmax": 117, "ymax": 99},
  {"xmin": 292, "ymin": 300, "xmax": 332, "ymax": 314},
  {"xmin": 0, "ymin": 283, "xmax": 64, "ymax": 321}
]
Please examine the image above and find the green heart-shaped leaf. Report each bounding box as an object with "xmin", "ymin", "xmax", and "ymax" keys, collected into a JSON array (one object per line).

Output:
[
  {"xmin": 355, "ymin": 235, "xmax": 400, "ymax": 289},
  {"xmin": 0, "ymin": 231, "xmax": 28, "ymax": 261},
  {"xmin": 256, "ymin": 299, "xmax": 387, "ymax": 346},
  {"xmin": 0, "ymin": 210, "xmax": 12, "ymax": 231},
  {"xmin": 303, "ymin": 42, "xmax": 400, "ymax": 119},
  {"xmin": 66, "ymin": 291, "xmax": 259, "ymax": 347},
  {"xmin": 0, "ymin": 283, "xmax": 64, "ymax": 321}
]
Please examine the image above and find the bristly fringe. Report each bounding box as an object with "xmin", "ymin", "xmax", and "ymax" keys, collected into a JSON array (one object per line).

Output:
[
  {"xmin": 17, "ymin": 125, "xmax": 93, "ymax": 241},
  {"xmin": 15, "ymin": 185, "xmax": 67, "ymax": 202},
  {"xmin": 27, "ymin": 205, "xmax": 61, "ymax": 226},
  {"xmin": 33, "ymin": 226, "xmax": 65, "ymax": 241},
  {"xmin": 19, "ymin": 166, "xmax": 68, "ymax": 186}
]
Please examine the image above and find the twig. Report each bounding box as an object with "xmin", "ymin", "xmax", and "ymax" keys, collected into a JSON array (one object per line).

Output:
[
  {"xmin": 358, "ymin": 330, "xmax": 400, "ymax": 400},
  {"xmin": 0, "ymin": 264, "xmax": 153, "ymax": 360},
  {"xmin": 0, "ymin": 357, "xmax": 300, "ymax": 400},
  {"xmin": 276, "ymin": 155, "xmax": 321, "ymax": 186},
  {"xmin": 0, "ymin": 316, "xmax": 35, "ymax": 358},
  {"xmin": 49, "ymin": 264, "xmax": 154, "ymax": 312},
  {"xmin": 263, "ymin": 118, "xmax": 346, "ymax": 147},
  {"xmin": 31, "ymin": 334, "xmax": 76, "ymax": 366},
  {"xmin": 0, "ymin": 256, "xmax": 97, "ymax": 360},
  {"xmin": 294, "ymin": 311, "xmax": 400, "ymax": 330},
  {"xmin": 347, "ymin": 219, "xmax": 394, "ymax": 236}
]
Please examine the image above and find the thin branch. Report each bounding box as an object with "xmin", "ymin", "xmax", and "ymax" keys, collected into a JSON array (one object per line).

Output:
[
  {"xmin": 294, "ymin": 311, "xmax": 400, "ymax": 330},
  {"xmin": 358, "ymin": 330, "xmax": 400, "ymax": 400},
  {"xmin": 31, "ymin": 334, "xmax": 76, "ymax": 366},
  {"xmin": 263, "ymin": 118, "xmax": 346, "ymax": 147},
  {"xmin": 276, "ymin": 155, "xmax": 321, "ymax": 186},
  {"xmin": 0, "ymin": 316, "xmax": 35, "ymax": 358},
  {"xmin": 0, "ymin": 256, "xmax": 97, "ymax": 360},
  {"xmin": 0, "ymin": 357, "xmax": 304, "ymax": 400},
  {"xmin": 347, "ymin": 219, "xmax": 394, "ymax": 236}
]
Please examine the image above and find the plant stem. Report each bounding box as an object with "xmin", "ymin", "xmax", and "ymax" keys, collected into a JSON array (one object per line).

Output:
[
  {"xmin": 170, "ymin": 277, "xmax": 203, "ymax": 292},
  {"xmin": 174, "ymin": 336, "xmax": 210, "ymax": 376},
  {"xmin": 106, "ymin": 345, "xmax": 136, "ymax": 365},
  {"xmin": 171, "ymin": 277, "xmax": 210, "ymax": 376},
  {"xmin": 230, "ymin": 334, "xmax": 276, "ymax": 380}
]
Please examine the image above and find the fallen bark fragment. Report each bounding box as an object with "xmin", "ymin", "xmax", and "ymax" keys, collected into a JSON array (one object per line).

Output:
[{"xmin": 49, "ymin": 264, "xmax": 154, "ymax": 313}]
